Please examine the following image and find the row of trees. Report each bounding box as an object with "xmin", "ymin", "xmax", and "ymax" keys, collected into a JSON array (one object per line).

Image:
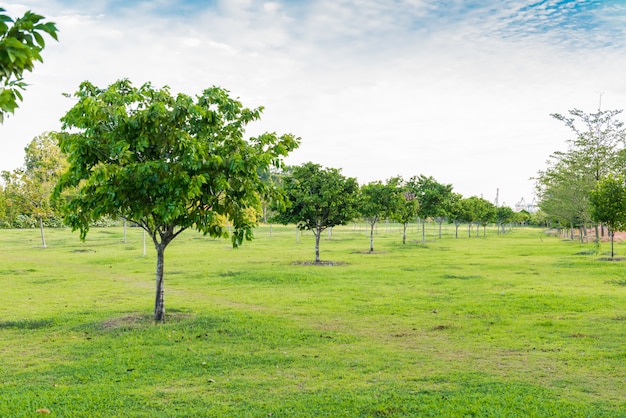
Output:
[
  {"xmin": 270, "ymin": 163, "xmax": 530, "ymax": 262},
  {"xmin": 1, "ymin": 136, "xmax": 530, "ymax": 254},
  {"xmin": 535, "ymin": 108, "xmax": 626, "ymax": 257}
]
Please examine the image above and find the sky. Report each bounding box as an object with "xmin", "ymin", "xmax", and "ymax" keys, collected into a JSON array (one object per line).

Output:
[{"xmin": 2, "ymin": 0, "xmax": 626, "ymax": 208}]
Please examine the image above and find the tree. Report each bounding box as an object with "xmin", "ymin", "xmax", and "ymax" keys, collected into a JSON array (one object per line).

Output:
[
  {"xmin": 447, "ymin": 193, "xmax": 469, "ymax": 238},
  {"xmin": 2, "ymin": 132, "xmax": 67, "ymax": 246},
  {"xmin": 590, "ymin": 174, "xmax": 626, "ymax": 258},
  {"xmin": 473, "ymin": 197, "xmax": 495, "ymax": 237},
  {"xmin": 272, "ymin": 162, "xmax": 359, "ymax": 262},
  {"xmin": 537, "ymin": 108, "xmax": 626, "ymax": 242},
  {"xmin": 390, "ymin": 176, "xmax": 419, "ymax": 244},
  {"xmin": 359, "ymin": 178, "xmax": 402, "ymax": 252},
  {"xmin": 408, "ymin": 175, "xmax": 453, "ymax": 241},
  {"xmin": 0, "ymin": 8, "xmax": 58, "ymax": 122},
  {"xmin": 495, "ymin": 206, "xmax": 514, "ymax": 234},
  {"xmin": 54, "ymin": 79, "xmax": 299, "ymax": 322}
]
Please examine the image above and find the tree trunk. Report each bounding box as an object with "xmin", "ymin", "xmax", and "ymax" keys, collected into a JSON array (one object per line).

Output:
[
  {"xmin": 455, "ymin": 223, "xmax": 459, "ymax": 239},
  {"xmin": 402, "ymin": 223, "xmax": 407, "ymax": 244},
  {"xmin": 438, "ymin": 221, "xmax": 442, "ymax": 239},
  {"xmin": 154, "ymin": 244, "xmax": 166, "ymax": 322},
  {"xmin": 369, "ymin": 221, "xmax": 375, "ymax": 252},
  {"xmin": 314, "ymin": 228, "xmax": 322, "ymax": 263},
  {"xmin": 483, "ymin": 224, "xmax": 486, "ymax": 237},
  {"xmin": 468, "ymin": 223, "xmax": 471, "ymax": 238},
  {"xmin": 421, "ymin": 220, "xmax": 425, "ymax": 242},
  {"xmin": 610, "ymin": 230, "xmax": 615, "ymax": 258},
  {"xmin": 39, "ymin": 216, "xmax": 46, "ymax": 248}
]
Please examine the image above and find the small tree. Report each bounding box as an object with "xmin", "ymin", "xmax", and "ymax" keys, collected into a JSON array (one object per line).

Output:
[
  {"xmin": 360, "ymin": 178, "xmax": 402, "ymax": 252},
  {"xmin": 590, "ymin": 174, "xmax": 626, "ymax": 258},
  {"xmin": 272, "ymin": 162, "xmax": 359, "ymax": 262},
  {"xmin": 0, "ymin": 8, "xmax": 58, "ymax": 121},
  {"xmin": 408, "ymin": 175, "xmax": 453, "ymax": 241},
  {"xmin": 2, "ymin": 132, "xmax": 67, "ymax": 246},
  {"xmin": 55, "ymin": 79, "xmax": 299, "ymax": 322},
  {"xmin": 495, "ymin": 206, "xmax": 515, "ymax": 234},
  {"xmin": 390, "ymin": 176, "xmax": 419, "ymax": 244}
]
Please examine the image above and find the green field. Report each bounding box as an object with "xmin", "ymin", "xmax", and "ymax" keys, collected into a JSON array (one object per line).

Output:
[{"xmin": 0, "ymin": 224, "xmax": 624, "ymax": 417}]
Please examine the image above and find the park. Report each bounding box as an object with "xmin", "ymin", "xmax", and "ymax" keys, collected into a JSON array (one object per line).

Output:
[
  {"xmin": 0, "ymin": 223, "xmax": 624, "ymax": 416},
  {"xmin": 1, "ymin": 4, "xmax": 625, "ymax": 417}
]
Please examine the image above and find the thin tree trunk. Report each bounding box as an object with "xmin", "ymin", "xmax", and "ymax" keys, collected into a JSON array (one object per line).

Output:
[
  {"xmin": 610, "ymin": 230, "xmax": 615, "ymax": 258},
  {"xmin": 455, "ymin": 223, "xmax": 459, "ymax": 238},
  {"xmin": 314, "ymin": 228, "xmax": 322, "ymax": 262},
  {"xmin": 402, "ymin": 223, "xmax": 407, "ymax": 244},
  {"xmin": 154, "ymin": 244, "xmax": 166, "ymax": 322},
  {"xmin": 438, "ymin": 221, "xmax": 442, "ymax": 239},
  {"xmin": 421, "ymin": 220, "xmax": 425, "ymax": 242},
  {"xmin": 468, "ymin": 223, "xmax": 471, "ymax": 238},
  {"xmin": 369, "ymin": 221, "xmax": 375, "ymax": 252},
  {"xmin": 39, "ymin": 216, "xmax": 46, "ymax": 248}
]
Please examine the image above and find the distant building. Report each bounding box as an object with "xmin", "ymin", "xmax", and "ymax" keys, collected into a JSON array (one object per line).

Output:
[{"xmin": 515, "ymin": 197, "xmax": 538, "ymax": 213}]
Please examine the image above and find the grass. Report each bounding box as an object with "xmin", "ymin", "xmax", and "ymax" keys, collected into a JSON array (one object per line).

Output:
[{"xmin": 0, "ymin": 223, "xmax": 624, "ymax": 417}]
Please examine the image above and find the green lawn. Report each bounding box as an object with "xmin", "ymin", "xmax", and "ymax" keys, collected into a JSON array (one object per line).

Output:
[{"xmin": 0, "ymin": 224, "xmax": 624, "ymax": 417}]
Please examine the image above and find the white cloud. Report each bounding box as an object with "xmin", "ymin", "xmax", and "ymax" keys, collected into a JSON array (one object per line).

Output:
[{"xmin": 2, "ymin": 0, "xmax": 626, "ymax": 207}]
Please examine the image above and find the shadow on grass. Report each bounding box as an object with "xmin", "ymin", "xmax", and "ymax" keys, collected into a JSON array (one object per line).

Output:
[{"xmin": 0, "ymin": 319, "xmax": 55, "ymax": 329}]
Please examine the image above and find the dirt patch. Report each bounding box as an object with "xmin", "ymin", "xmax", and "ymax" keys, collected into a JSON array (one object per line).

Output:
[
  {"xmin": 101, "ymin": 313, "xmax": 192, "ymax": 329},
  {"xmin": 431, "ymin": 325, "xmax": 451, "ymax": 331},
  {"xmin": 291, "ymin": 261, "xmax": 346, "ymax": 266}
]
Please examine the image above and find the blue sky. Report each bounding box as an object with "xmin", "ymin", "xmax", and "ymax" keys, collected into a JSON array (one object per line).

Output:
[{"xmin": 3, "ymin": 0, "xmax": 626, "ymax": 207}]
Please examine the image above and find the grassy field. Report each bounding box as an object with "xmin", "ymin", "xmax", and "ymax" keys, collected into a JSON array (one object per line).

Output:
[{"xmin": 0, "ymin": 223, "xmax": 624, "ymax": 417}]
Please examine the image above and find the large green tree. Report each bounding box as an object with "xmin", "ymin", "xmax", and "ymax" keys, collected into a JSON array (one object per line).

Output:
[
  {"xmin": 54, "ymin": 79, "xmax": 299, "ymax": 322},
  {"xmin": 272, "ymin": 162, "xmax": 359, "ymax": 262},
  {"xmin": 0, "ymin": 8, "xmax": 58, "ymax": 121},
  {"xmin": 359, "ymin": 178, "xmax": 402, "ymax": 252},
  {"xmin": 590, "ymin": 174, "xmax": 626, "ymax": 258}
]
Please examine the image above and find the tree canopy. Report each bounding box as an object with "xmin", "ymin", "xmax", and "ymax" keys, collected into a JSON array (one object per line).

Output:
[
  {"xmin": 0, "ymin": 8, "xmax": 58, "ymax": 122},
  {"xmin": 55, "ymin": 79, "xmax": 299, "ymax": 321},
  {"xmin": 2, "ymin": 132, "xmax": 67, "ymax": 245},
  {"xmin": 360, "ymin": 178, "xmax": 402, "ymax": 252},
  {"xmin": 590, "ymin": 174, "xmax": 626, "ymax": 258},
  {"xmin": 272, "ymin": 162, "xmax": 359, "ymax": 262}
]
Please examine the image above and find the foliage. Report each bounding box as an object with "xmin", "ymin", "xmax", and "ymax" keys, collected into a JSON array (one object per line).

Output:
[
  {"xmin": 359, "ymin": 178, "xmax": 402, "ymax": 251},
  {"xmin": 464, "ymin": 196, "xmax": 496, "ymax": 237},
  {"xmin": 448, "ymin": 193, "xmax": 472, "ymax": 238},
  {"xmin": 495, "ymin": 205, "xmax": 515, "ymax": 233},
  {"xmin": 390, "ymin": 176, "xmax": 419, "ymax": 244},
  {"xmin": 271, "ymin": 162, "xmax": 359, "ymax": 262},
  {"xmin": 536, "ymin": 109, "xmax": 626, "ymax": 235},
  {"xmin": 590, "ymin": 174, "xmax": 626, "ymax": 257},
  {"xmin": 1, "ymin": 132, "xmax": 67, "ymax": 244},
  {"xmin": 0, "ymin": 7, "xmax": 58, "ymax": 121},
  {"xmin": 407, "ymin": 175, "xmax": 454, "ymax": 240},
  {"xmin": 55, "ymin": 79, "xmax": 299, "ymax": 321}
]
